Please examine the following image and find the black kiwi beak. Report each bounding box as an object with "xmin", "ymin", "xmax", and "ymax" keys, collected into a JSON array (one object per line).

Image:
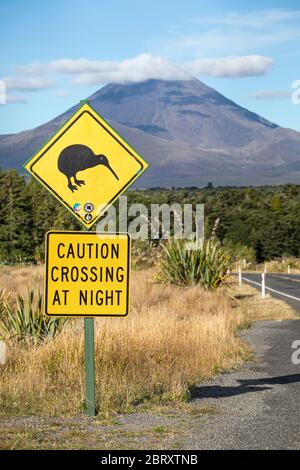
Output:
[{"xmin": 106, "ymin": 162, "xmax": 119, "ymax": 180}]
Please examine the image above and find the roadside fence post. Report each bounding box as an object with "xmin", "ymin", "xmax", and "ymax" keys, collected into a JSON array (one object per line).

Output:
[
  {"xmin": 238, "ymin": 267, "xmax": 242, "ymax": 286},
  {"xmin": 262, "ymin": 272, "xmax": 266, "ymax": 298}
]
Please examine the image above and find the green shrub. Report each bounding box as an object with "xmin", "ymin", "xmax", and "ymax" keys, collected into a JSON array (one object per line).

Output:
[
  {"xmin": 0, "ymin": 289, "xmax": 67, "ymax": 344},
  {"xmin": 159, "ymin": 239, "xmax": 230, "ymax": 289},
  {"xmin": 222, "ymin": 239, "xmax": 256, "ymax": 264},
  {"xmin": 131, "ymin": 240, "xmax": 162, "ymax": 270}
]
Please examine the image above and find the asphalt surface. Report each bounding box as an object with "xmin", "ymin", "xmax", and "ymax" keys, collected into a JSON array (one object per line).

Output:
[{"xmin": 181, "ymin": 273, "xmax": 300, "ymax": 449}]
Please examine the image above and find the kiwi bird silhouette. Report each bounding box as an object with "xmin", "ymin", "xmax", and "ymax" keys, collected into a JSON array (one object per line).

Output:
[{"xmin": 57, "ymin": 144, "xmax": 119, "ymax": 192}]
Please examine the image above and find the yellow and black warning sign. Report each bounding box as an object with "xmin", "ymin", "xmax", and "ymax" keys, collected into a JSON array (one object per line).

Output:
[
  {"xmin": 45, "ymin": 231, "xmax": 130, "ymax": 316},
  {"xmin": 24, "ymin": 102, "xmax": 149, "ymax": 228}
]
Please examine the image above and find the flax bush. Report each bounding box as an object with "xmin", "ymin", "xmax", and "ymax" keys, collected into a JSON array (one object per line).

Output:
[
  {"xmin": 159, "ymin": 239, "xmax": 230, "ymax": 289},
  {"xmin": 0, "ymin": 289, "xmax": 66, "ymax": 344}
]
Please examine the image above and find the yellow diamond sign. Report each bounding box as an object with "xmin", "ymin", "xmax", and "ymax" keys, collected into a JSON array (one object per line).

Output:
[{"xmin": 24, "ymin": 102, "xmax": 149, "ymax": 227}]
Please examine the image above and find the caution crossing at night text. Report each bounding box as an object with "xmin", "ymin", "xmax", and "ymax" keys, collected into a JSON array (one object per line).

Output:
[{"xmin": 45, "ymin": 231, "xmax": 130, "ymax": 316}]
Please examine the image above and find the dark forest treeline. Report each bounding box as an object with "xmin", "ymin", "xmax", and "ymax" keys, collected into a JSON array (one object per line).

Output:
[{"xmin": 0, "ymin": 169, "xmax": 300, "ymax": 263}]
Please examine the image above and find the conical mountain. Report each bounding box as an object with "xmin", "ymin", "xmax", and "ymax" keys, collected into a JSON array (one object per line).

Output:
[
  {"xmin": 1, "ymin": 78, "xmax": 300, "ymax": 186},
  {"xmin": 88, "ymin": 78, "xmax": 277, "ymax": 147}
]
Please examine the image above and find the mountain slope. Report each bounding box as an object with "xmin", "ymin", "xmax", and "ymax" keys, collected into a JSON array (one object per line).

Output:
[
  {"xmin": 88, "ymin": 79, "xmax": 278, "ymax": 148},
  {"xmin": 1, "ymin": 78, "xmax": 300, "ymax": 187}
]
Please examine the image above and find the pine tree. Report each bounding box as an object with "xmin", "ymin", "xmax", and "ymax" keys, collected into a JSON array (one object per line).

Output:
[
  {"xmin": 26, "ymin": 179, "xmax": 58, "ymax": 261},
  {"xmin": 0, "ymin": 170, "xmax": 34, "ymax": 262}
]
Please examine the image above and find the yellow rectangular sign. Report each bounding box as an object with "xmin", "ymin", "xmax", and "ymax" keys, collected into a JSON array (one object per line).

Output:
[{"xmin": 45, "ymin": 231, "xmax": 130, "ymax": 317}]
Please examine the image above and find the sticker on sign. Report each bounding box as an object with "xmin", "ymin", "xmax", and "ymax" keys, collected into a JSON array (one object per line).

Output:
[{"xmin": 45, "ymin": 231, "xmax": 130, "ymax": 316}]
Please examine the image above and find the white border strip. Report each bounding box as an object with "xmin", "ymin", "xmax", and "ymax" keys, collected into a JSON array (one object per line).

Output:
[{"xmin": 243, "ymin": 277, "xmax": 300, "ymax": 302}]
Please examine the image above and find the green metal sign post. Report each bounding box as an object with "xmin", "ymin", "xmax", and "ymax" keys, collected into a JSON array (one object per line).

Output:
[{"xmin": 84, "ymin": 317, "xmax": 96, "ymax": 416}]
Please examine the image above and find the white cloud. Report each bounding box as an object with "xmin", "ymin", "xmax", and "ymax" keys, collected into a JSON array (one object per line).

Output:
[
  {"xmin": 1, "ymin": 7, "xmax": 298, "ymax": 104},
  {"xmin": 50, "ymin": 58, "xmax": 115, "ymax": 74},
  {"xmin": 47, "ymin": 53, "xmax": 273, "ymax": 85},
  {"xmin": 189, "ymin": 9, "xmax": 300, "ymax": 29},
  {"xmin": 55, "ymin": 89, "xmax": 69, "ymax": 98},
  {"xmin": 3, "ymin": 52, "xmax": 274, "ymax": 100},
  {"xmin": 150, "ymin": 8, "xmax": 300, "ymax": 59},
  {"xmin": 0, "ymin": 91, "xmax": 28, "ymax": 105},
  {"xmin": 5, "ymin": 94, "xmax": 28, "ymax": 104},
  {"xmin": 250, "ymin": 90, "xmax": 292, "ymax": 100},
  {"xmin": 51, "ymin": 54, "xmax": 190, "ymax": 84},
  {"xmin": 3, "ymin": 76, "xmax": 54, "ymax": 92},
  {"xmin": 152, "ymin": 28, "xmax": 300, "ymax": 60},
  {"xmin": 186, "ymin": 55, "xmax": 273, "ymax": 78},
  {"xmin": 13, "ymin": 62, "xmax": 47, "ymax": 76}
]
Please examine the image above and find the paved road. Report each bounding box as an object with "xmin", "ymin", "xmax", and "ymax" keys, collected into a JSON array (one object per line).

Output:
[
  {"xmin": 182, "ymin": 273, "xmax": 300, "ymax": 449},
  {"xmin": 242, "ymin": 272, "xmax": 300, "ymax": 313},
  {"xmin": 184, "ymin": 320, "xmax": 300, "ymax": 449}
]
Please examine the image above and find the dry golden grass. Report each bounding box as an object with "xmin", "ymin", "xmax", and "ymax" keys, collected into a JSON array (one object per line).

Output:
[
  {"xmin": 0, "ymin": 266, "xmax": 249, "ymax": 416},
  {"xmin": 0, "ymin": 265, "xmax": 44, "ymax": 302},
  {"xmin": 231, "ymin": 283, "xmax": 297, "ymax": 322},
  {"xmin": 0, "ymin": 266, "xmax": 296, "ymax": 417},
  {"xmin": 257, "ymin": 258, "xmax": 300, "ymax": 274}
]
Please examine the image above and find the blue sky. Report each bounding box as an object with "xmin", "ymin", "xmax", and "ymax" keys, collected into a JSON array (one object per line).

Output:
[{"xmin": 1, "ymin": 0, "xmax": 300, "ymax": 134}]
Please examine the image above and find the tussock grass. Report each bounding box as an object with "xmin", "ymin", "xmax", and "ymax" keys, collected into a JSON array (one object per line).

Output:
[
  {"xmin": 0, "ymin": 266, "xmax": 251, "ymax": 416},
  {"xmin": 231, "ymin": 283, "xmax": 297, "ymax": 322},
  {"xmin": 0, "ymin": 266, "xmax": 296, "ymax": 418},
  {"xmin": 0, "ymin": 266, "xmax": 44, "ymax": 303},
  {"xmin": 263, "ymin": 258, "xmax": 300, "ymax": 274}
]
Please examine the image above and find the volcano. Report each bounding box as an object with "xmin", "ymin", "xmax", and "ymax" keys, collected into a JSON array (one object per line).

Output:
[{"xmin": 1, "ymin": 78, "xmax": 300, "ymax": 187}]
